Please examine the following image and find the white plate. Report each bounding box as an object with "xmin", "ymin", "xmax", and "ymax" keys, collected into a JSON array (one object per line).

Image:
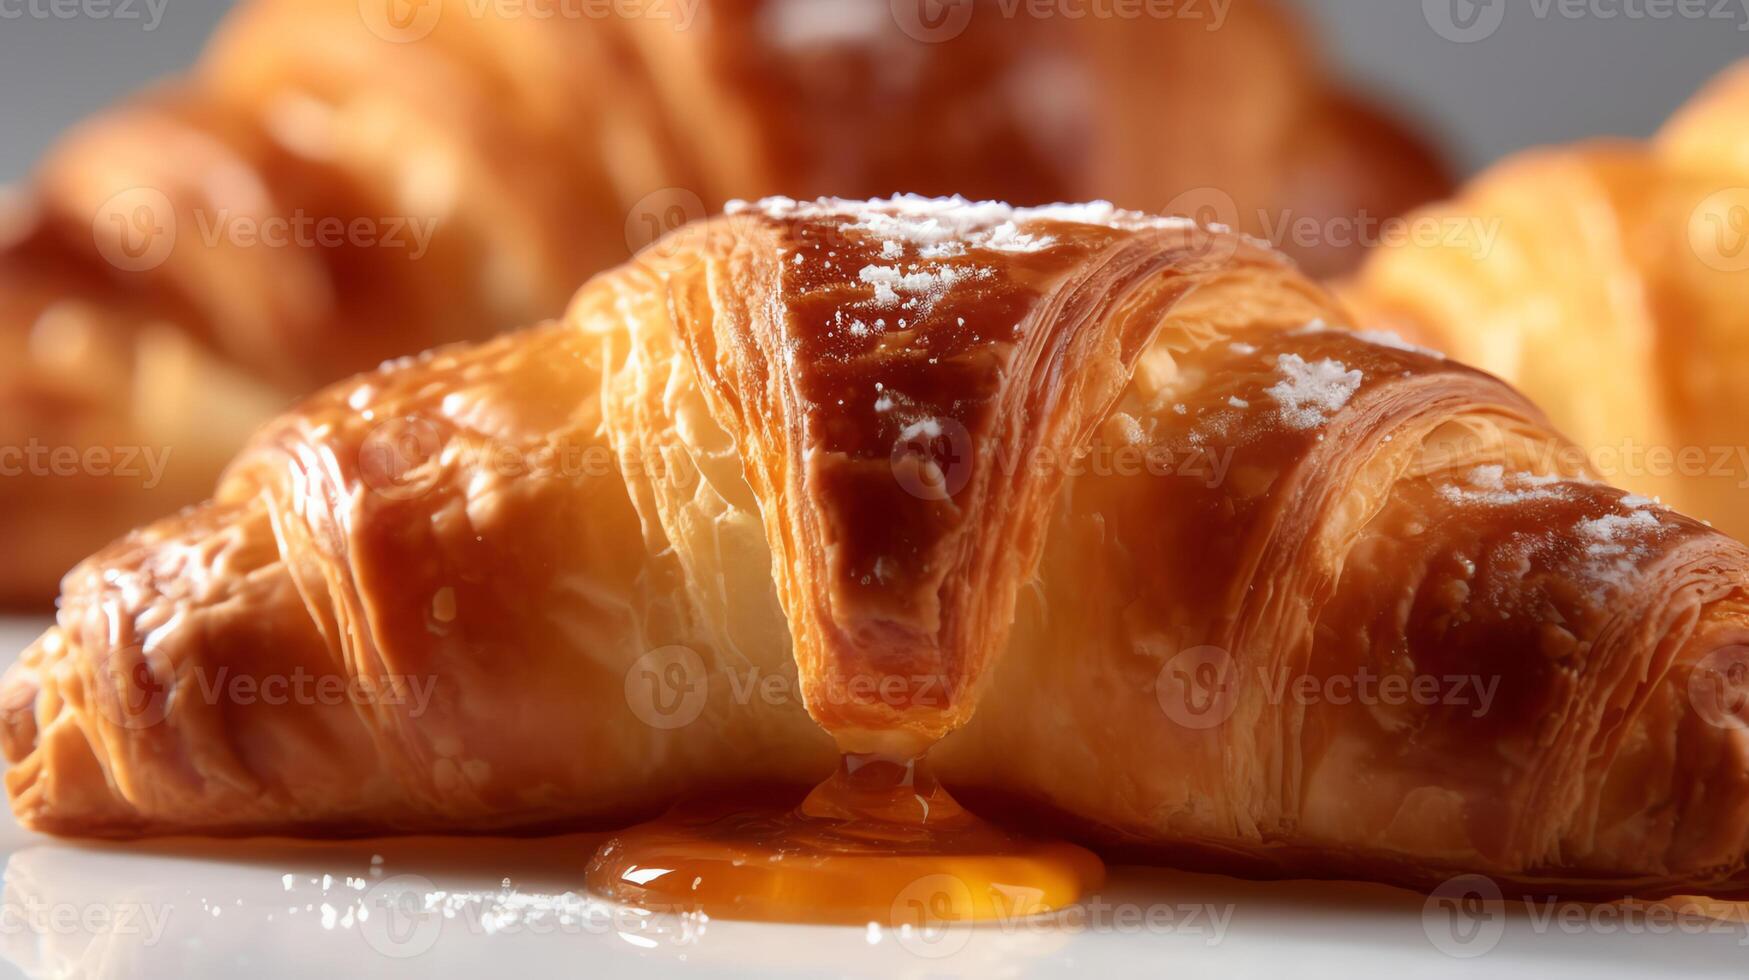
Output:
[{"xmin": 0, "ymin": 614, "xmax": 1740, "ymax": 979}]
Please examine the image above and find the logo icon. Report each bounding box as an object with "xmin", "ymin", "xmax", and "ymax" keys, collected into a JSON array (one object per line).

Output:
[
  {"xmin": 890, "ymin": 417, "xmax": 974, "ymax": 501},
  {"xmin": 89, "ymin": 644, "xmax": 172, "ymax": 731},
  {"xmin": 624, "ymin": 645, "xmax": 709, "ymax": 730},
  {"xmin": 359, "ymin": 0, "xmax": 443, "ymax": 43},
  {"xmin": 1689, "ymin": 644, "xmax": 1749, "ymax": 730},
  {"xmin": 1160, "ymin": 187, "xmax": 1242, "ymax": 267},
  {"xmin": 92, "ymin": 188, "xmax": 175, "ymax": 273},
  {"xmin": 1422, "ymin": 873, "xmax": 1505, "ymax": 958},
  {"xmin": 891, "ymin": 873, "xmax": 975, "ymax": 958},
  {"xmin": 1155, "ymin": 645, "xmax": 1240, "ymax": 730},
  {"xmin": 625, "ymin": 187, "xmax": 708, "ymax": 265},
  {"xmin": 890, "ymin": 0, "xmax": 974, "ymax": 43},
  {"xmin": 360, "ymin": 874, "xmax": 443, "ymax": 958},
  {"xmin": 1689, "ymin": 188, "xmax": 1749, "ymax": 273},
  {"xmin": 358, "ymin": 416, "xmax": 447, "ymax": 501},
  {"xmin": 1423, "ymin": 0, "xmax": 1506, "ymax": 42}
]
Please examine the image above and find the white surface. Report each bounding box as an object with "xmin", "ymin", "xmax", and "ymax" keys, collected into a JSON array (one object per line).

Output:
[{"xmin": 0, "ymin": 614, "xmax": 1741, "ymax": 979}]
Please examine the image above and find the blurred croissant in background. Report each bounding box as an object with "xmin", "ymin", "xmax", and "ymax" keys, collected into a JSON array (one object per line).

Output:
[
  {"xmin": 1348, "ymin": 60, "xmax": 1749, "ymax": 541},
  {"xmin": 0, "ymin": 0, "xmax": 1450, "ymax": 604}
]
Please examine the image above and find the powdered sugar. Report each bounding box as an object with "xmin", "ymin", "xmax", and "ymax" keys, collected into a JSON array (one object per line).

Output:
[
  {"xmin": 857, "ymin": 264, "xmax": 969, "ymax": 308},
  {"xmin": 1467, "ymin": 465, "xmax": 1508, "ymax": 490},
  {"xmin": 980, "ymin": 220, "xmax": 1055, "ymax": 253},
  {"xmin": 849, "ymin": 205, "xmax": 1057, "ymax": 255},
  {"xmin": 899, "ymin": 418, "xmax": 944, "ymax": 440},
  {"xmin": 1438, "ymin": 465, "xmax": 1571, "ymax": 506},
  {"xmin": 830, "ymin": 309, "xmax": 882, "ymax": 339},
  {"xmin": 1577, "ymin": 509, "xmax": 1661, "ymax": 553},
  {"xmin": 724, "ymin": 194, "xmax": 1194, "ymax": 257},
  {"xmin": 1264, "ymin": 353, "xmax": 1363, "ymax": 429},
  {"xmin": 1464, "ymin": 486, "xmax": 1670, "ymax": 595},
  {"xmin": 1574, "ymin": 505, "xmax": 1669, "ymax": 590}
]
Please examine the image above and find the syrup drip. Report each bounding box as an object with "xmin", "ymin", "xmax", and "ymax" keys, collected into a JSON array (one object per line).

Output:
[{"xmin": 585, "ymin": 753, "xmax": 1104, "ymax": 925}]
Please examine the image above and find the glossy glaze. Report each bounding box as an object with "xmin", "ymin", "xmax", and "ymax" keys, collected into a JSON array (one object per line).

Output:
[{"xmin": 587, "ymin": 754, "xmax": 1102, "ymax": 924}]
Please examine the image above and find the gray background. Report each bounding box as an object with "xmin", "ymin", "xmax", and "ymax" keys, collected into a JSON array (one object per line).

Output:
[{"xmin": 0, "ymin": 0, "xmax": 1743, "ymax": 181}]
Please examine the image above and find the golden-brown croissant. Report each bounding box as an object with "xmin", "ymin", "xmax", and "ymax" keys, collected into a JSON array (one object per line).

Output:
[
  {"xmin": 0, "ymin": 0, "xmax": 1450, "ymax": 604},
  {"xmin": 1346, "ymin": 60, "xmax": 1749, "ymax": 541},
  {"xmin": 6, "ymin": 197, "xmax": 1748, "ymax": 903}
]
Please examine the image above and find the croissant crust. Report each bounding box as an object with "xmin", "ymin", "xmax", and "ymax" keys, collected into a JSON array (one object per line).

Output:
[{"xmin": 6, "ymin": 198, "xmax": 1749, "ymax": 902}]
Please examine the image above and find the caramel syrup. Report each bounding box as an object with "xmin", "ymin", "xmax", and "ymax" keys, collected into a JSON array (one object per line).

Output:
[{"xmin": 585, "ymin": 754, "xmax": 1104, "ymax": 925}]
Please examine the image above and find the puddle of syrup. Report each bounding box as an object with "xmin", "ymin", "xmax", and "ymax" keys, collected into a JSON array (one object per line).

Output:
[{"xmin": 585, "ymin": 754, "xmax": 1105, "ymax": 925}]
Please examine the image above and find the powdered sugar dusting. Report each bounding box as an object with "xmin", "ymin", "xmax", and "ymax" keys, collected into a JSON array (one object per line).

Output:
[
  {"xmin": 1444, "ymin": 478, "xmax": 1671, "ymax": 599},
  {"xmin": 980, "ymin": 220, "xmax": 1055, "ymax": 253},
  {"xmin": 1575, "ymin": 505, "xmax": 1669, "ymax": 590},
  {"xmin": 1438, "ymin": 466, "xmax": 1572, "ymax": 506},
  {"xmin": 1578, "ymin": 509, "xmax": 1663, "ymax": 555},
  {"xmin": 899, "ymin": 418, "xmax": 944, "ymax": 440},
  {"xmin": 1264, "ymin": 353, "xmax": 1363, "ymax": 429},
  {"xmin": 858, "ymin": 264, "xmax": 969, "ymax": 309},
  {"xmin": 724, "ymin": 194, "xmax": 1195, "ymax": 257}
]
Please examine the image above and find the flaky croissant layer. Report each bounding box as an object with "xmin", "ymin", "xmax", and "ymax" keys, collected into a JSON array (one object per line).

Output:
[{"xmin": 6, "ymin": 197, "xmax": 1749, "ymax": 901}]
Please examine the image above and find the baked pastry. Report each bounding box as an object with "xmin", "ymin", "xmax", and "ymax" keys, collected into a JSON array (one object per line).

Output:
[
  {"xmin": 6, "ymin": 198, "xmax": 1747, "ymax": 903},
  {"xmin": 1346, "ymin": 60, "xmax": 1749, "ymax": 540},
  {"xmin": 0, "ymin": 0, "xmax": 1450, "ymax": 604}
]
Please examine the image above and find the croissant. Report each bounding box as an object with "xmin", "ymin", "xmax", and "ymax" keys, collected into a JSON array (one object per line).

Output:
[
  {"xmin": 0, "ymin": 0, "xmax": 1450, "ymax": 605},
  {"xmin": 1345, "ymin": 60, "xmax": 1749, "ymax": 541},
  {"xmin": 6, "ymin": 197, "xmax": 1748, "ymax": 906}
]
